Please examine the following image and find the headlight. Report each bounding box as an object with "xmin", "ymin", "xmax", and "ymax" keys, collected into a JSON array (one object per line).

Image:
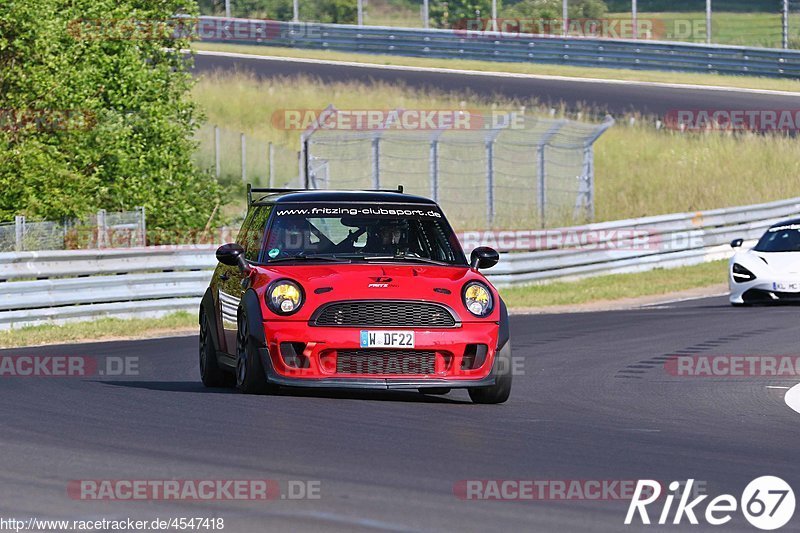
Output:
[
  {"xmin": 463, "ymin": 281, "xmax": 493, "ymax": 317},
  {"xmin": 266, "ymin": 280, "xmax": 304, "ymax": 315},
  {"xmin": 732, "ymin": 263, "xmax": 756, "ymax": 283}
]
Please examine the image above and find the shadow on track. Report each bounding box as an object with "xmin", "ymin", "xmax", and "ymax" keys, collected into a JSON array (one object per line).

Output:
[{"xmin": 95, "ymin": 380, "xmax": 471, "ymax": 403}]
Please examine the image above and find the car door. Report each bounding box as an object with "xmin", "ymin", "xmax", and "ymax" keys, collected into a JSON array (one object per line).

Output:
[{"xmin": 218, "ymin": 206, "xmax": 272, "ymax": 354}]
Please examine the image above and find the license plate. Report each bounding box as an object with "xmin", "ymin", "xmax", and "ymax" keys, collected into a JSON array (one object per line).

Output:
[
  {"xmin": 360, "ymin": 330, "xmax": 415, "ymax": 349},
  {"xmin": 773, "ymin": 282, "xmax": 800, "ymax": 292}
]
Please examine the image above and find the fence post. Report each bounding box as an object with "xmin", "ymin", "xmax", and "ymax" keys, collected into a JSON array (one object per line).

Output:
[
  {"xmin": 14, "ymin": 215, "xmax": 24, "ymax": 252},
  {"xmin": 214, "ymin": 126, "xmax": 221, "ymax": 178},
  {"xmin": 422, "ymin": 0, "xmax": 429, "ymax": 28},
  {"xmin": 300, "ymin": 104, "xmax": 337, "ymax": 189},
  {"xmin": 486, "ymin": 140, "xmax": 495, "ymax": 226},
  {"xmin": 537, "ymin": 120, "xmax": 568, "ymax": 229},
  {"xmin": 429, "ymin": 137, "xmax": 439, "ymax": 202},
  {"xmin": 241, "ymin": 133, "xmax": 247, "ymax": 183},
  {"xmin": 268, "ymin": 142, "xmax": 275, "ymax": 187},
  {"xmin": 371, "ymin": 134, "xmax": 381, "ymax": 190},
  {"xmin": 632, "ymin": 0, "xmax": 638, "ymax": 39},
  {"xmin": 579, "ymin": 115, "xmax": 615, "ymax": 223},
  {"xmin": 783, "ymin": 0, "xmax": 789, "ymax": 49},
  {"xmin": 574, "ymin": 146, "xmax": 594, "ymax": 222},
  {"xmin": 137, "ymin": 206, "xmax": 147, "ymax": 247},
  {"xmin": 706, "ymin": 0, "xmax": 712, "ymax": 44},
  {"xmin": 97, "ymin": 209, "xmax": 107, "ymax": 249}
]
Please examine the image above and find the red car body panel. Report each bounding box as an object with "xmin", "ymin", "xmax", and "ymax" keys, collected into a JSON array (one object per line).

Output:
[{"xmin": 247, "ymin": 264, "xmax": 501, "ymax": 382}]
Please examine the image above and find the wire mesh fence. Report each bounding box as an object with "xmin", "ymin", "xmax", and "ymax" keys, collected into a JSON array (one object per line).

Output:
[
  {"xmin": 194, "ymin": 123, "xmax": 300, "ymax": 187},
  {"xmin": 606, "ymin": 0, "xmax": 797, "ymax": 49},
  {"xmin": 0, "ymin": 209, "xmax": 146, "ymax": 252},
  {"xmin": 198, "ymin": 1, "xmax": 800, "ymax": 49},
  {"xmin": 301, "ymin": 108, "xmax": 613, "ymax": 230}
]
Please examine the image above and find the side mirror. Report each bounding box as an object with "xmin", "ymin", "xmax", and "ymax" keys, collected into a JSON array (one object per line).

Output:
[
  {"xmin": 470, "ymin": 246, "xmax": 500, "ymax": 270},
  {"xmin": 216, "ymin": 243, "xmax": 250, "ymax": 272},
  {"xmin": 730, "ymin": 238, "xmax": 744, "ymax": 249}
]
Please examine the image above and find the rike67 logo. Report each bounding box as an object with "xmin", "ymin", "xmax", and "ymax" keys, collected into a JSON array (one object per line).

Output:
[{"xmin": 626, "ymin": 477, "xmax": 795, "ymax": 530}]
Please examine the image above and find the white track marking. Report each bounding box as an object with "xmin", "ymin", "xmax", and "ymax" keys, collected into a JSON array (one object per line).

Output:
[
  {"xmin": 783, "ymin": 383, "xmax": 800, "ymax": 415},
  {"xmin": 194, "ymin": 49, "xmax": 800, "ymax": 97},
  {"xmin": 768, "ymin": 386, "xmax": 791, "ymax": 390}
]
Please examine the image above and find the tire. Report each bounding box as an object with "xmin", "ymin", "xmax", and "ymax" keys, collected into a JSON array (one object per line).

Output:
[
  {"xmin": 235, "ymin": 309, "xmax": 274, "ymax": 395},
  {"xmin": 199, "ymin": 311, "xmax": 234, "ymax": 388},
  {"xmin": 468, "ymin": 342, "xmax": 513, "ymax": 405}
]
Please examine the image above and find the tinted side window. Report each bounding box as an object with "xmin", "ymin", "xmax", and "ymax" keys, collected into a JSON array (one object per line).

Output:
[{"xmin": 242, "ymin": 206, "xmax": 273, "ymax": 262}]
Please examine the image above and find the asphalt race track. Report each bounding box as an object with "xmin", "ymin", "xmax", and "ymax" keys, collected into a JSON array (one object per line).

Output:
[
  {"xmin": 193, "ymin": 51, "xmax": 800, "ymax": 115},
  {"xmin": 1, "ymin": 295, "xmax": 799, "ymax": 532}
]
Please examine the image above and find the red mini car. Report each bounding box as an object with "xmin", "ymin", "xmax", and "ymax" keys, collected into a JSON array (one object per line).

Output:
[{"xmin": 199, "ymin": 186, "xmax": 512, "ymax": 404}]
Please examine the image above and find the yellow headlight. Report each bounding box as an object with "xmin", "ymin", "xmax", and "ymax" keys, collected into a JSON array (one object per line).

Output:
[
  {"xmin": 463, "ymin": 282, "xmax": 493, "ymax": 317},
  {"xmin": 268, "ymin": 281, "xmax": 303, "ymax": 314}
]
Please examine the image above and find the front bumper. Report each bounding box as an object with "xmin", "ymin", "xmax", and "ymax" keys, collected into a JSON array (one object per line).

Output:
[
  {"xmin": 258, "ymin": 322, "xmax": 501, "ymax": 390},
  {"xmin": 730, "ymin": 278, "xmax": 800, "ymax": 304}
]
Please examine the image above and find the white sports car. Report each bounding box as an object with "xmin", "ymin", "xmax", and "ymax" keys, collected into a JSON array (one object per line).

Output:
[{"xmin": 729, "ymin": 219, "xmax": 800, "ymax": 306}]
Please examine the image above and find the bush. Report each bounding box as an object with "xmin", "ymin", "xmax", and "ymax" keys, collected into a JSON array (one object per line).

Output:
[
  {"xmin": 0, "ymin": 0, "xmax": 221, "ymax": 231},
  {"xmin": 198, "ymin": 0, "xmax": 357, "ymax": 23},
  {"xmin": 501, "ymin": 0, "xmax": 608, "ymax": 20}
]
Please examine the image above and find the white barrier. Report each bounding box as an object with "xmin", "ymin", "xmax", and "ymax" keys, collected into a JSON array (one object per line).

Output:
[{"xmin": 1, "ymin": 197, "xmax": 798, "ymax": 328}]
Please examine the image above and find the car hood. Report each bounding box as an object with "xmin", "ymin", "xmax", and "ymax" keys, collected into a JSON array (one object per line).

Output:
[
  {"xmin": 738, "ymin": 250, "xmax": 800, "ymax": 274},
  {"xmin": 251, "ymin": 262, "xmax": 495, "ymax": 321}
]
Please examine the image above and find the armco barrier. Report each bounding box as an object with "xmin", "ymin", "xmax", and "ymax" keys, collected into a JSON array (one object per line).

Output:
[
  {"xmin": 196, "ymin": 17, "xmax": 800, "ymax": 78},
  {"xmin": 0, "ymin": 196, "xmax": 798, "ymax": 328}
]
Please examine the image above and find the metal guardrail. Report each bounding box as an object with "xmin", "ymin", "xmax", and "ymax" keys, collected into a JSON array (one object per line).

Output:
[
  {"xmin": 0, "ymin": 196, "xmax": 798, "ymax": 328},
  {"xmin": 474, "ymin": 196, "xmax": 800, "ymax": 286},
  {"xmin": 197, "ymin": 17, "xmax": 800, "ymax": 78},
  {"xmin": 0, "ymin": 248, "xmax": 217, "ymax": 330}
]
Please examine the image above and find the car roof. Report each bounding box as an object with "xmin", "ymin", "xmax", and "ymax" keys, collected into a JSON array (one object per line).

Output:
[
  {"xmin": 770, "ymin": 218, "xmax": 800, "ymax": 229},
  {"xmin": 253, "ymin": 190, "xmax": 438, "ymax": 205}
]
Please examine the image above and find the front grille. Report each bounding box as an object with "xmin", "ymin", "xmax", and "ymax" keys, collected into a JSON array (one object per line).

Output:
[
  {"xmin": 743, "ymin": 289, "xmax": 800, "ymax": 303},
  {"xmin": 337, "ymin": 350, "xmax": 436, "ymax": 375},
  {"xmin": 313, "ymin": 301, "xmax": 456, "ymax": 327}
]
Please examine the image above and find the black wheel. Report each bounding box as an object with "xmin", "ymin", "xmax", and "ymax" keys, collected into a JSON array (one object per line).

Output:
[
  {"xmin": 199, "ymin": 311, "xmax": 234, "ymax": 388},
  {"xmin": 235, "ymin": 310, "xmax": 274, "ymax": 394},
  {"xmin": 468, "ymin": 342, "xmax": 513, "ymax": 405}
]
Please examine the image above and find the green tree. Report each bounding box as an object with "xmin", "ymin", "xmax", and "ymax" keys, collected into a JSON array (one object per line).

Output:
[
  {"xmin": 0, "ymin": 0, "xmax": 221, "ymax": 231},
  {"xmin": 502, "ymin": 0, "xmax": 608, "ymax": 20},
  {"xmin": 431, "ymin": 0, "xmax": 494, "ymax": 29}
]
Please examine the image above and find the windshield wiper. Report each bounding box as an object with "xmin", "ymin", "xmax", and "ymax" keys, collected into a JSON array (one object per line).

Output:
[
  {"xmin": 266, "ymin": 253, "xmax": 352, "ymax": 263},
  {"xmin": 360, "ymin": 255, "xmax": 452, "ymax": 266}
]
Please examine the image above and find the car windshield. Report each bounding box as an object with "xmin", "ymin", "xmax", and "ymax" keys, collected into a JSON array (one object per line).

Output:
[
  {"xmin": 261, "ymin": 203, "xmax": 466, "ymax": 265},
  {"xmin": 754, "ymin": 224, "xmax": 800, "ymax": 252}
]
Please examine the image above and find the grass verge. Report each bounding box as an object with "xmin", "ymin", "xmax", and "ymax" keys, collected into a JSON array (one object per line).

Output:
[
  {"xmin": 192, "ymin": 71, "xmax": 800, "ymax": 223},
  {"xmin": 0, "ymin": 263, "xmax": 728, "ymax": 348},
  {"xmin": 500, "ymin": 260, "xmax": 727, "ymax": 308},
  {"xmin": 0, "ymin": 312, "xmax": 197, "ymax": 349},
  {"xmin": 191, "ymin": 42, "xmax": 800, "ymax": 93}
]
